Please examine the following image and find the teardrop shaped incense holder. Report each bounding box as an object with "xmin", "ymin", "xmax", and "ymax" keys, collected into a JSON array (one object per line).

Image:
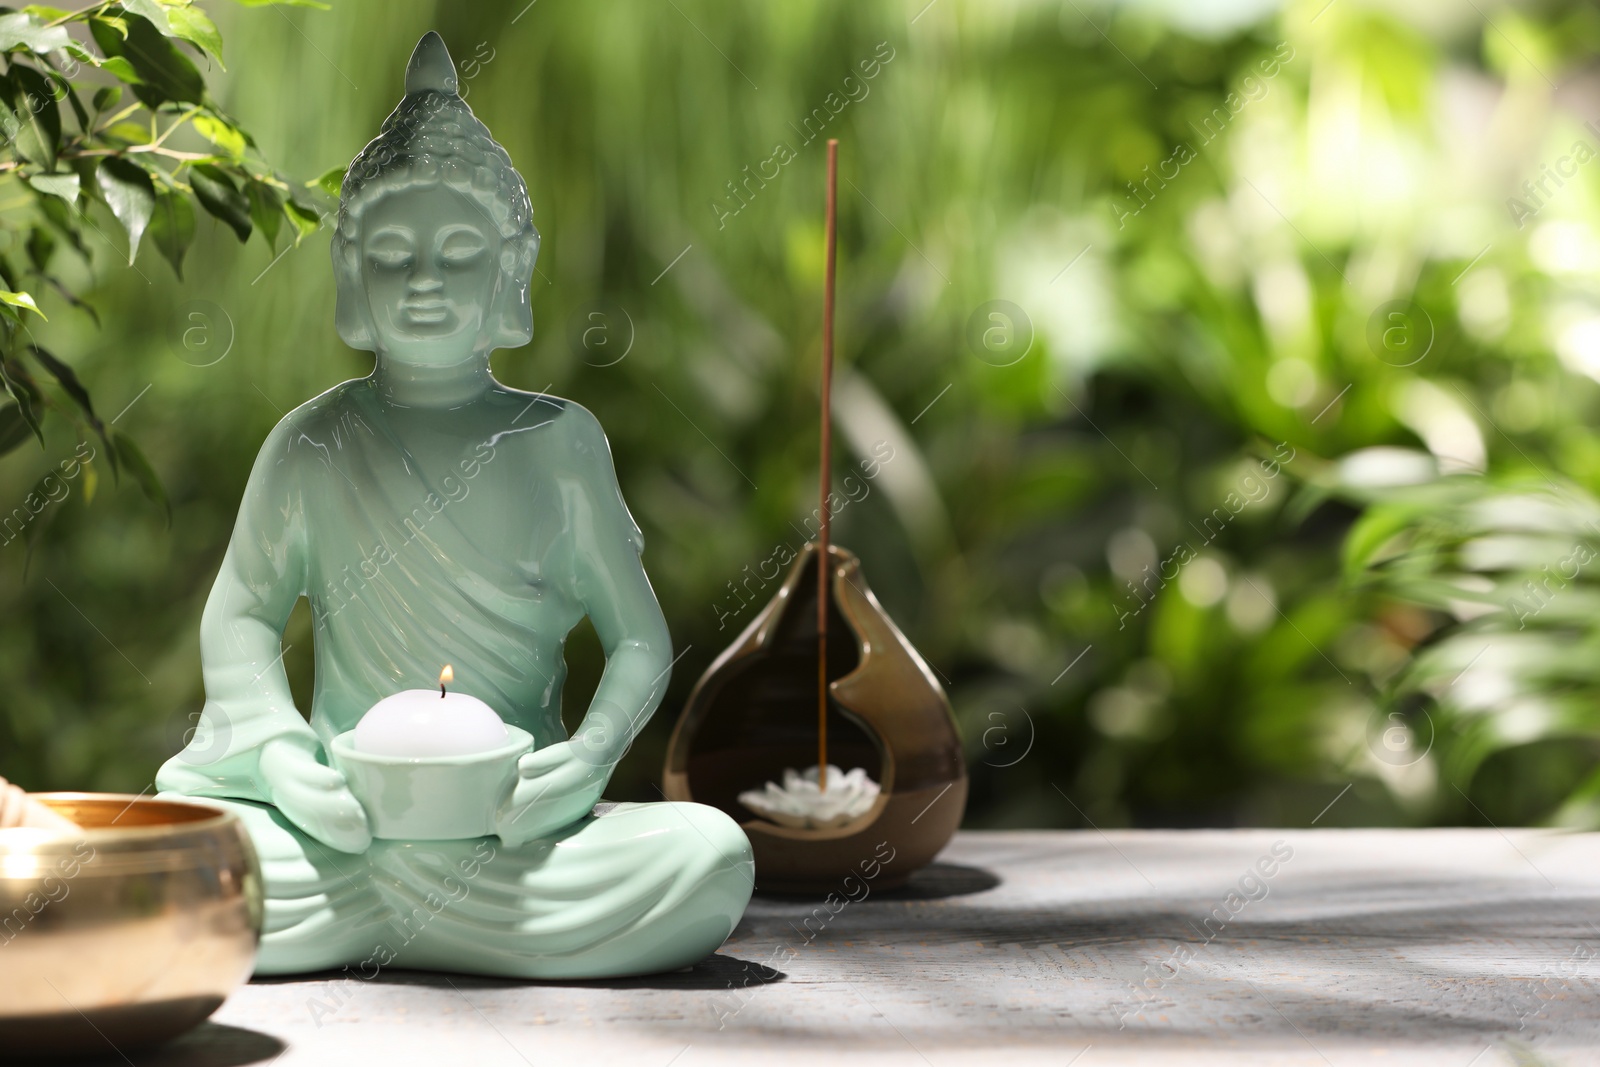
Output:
[{"xmin": 664, "ymin": 542, "xmax": 966, "ymax": 892}]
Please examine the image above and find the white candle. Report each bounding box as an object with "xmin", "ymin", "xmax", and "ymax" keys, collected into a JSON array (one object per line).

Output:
[{"xmin": 353, "ymin": 665, "xmax": 508, "ymax": 757}]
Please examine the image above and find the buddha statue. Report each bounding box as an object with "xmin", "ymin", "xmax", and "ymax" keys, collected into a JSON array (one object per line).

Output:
[{"xmin": 156, "ymin": 32, "xmax": 753, "ymax": 979}]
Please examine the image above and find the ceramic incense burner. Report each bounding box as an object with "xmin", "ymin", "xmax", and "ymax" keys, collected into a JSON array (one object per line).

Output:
[{"xmin": 664, "ymin": 543, "xmax": 967, "ymax": 892}]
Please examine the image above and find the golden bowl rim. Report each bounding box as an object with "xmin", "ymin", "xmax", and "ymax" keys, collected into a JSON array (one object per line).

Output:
[{"xmin": 0, "ymin": 792, "xmax": 240, "ymax": 846}]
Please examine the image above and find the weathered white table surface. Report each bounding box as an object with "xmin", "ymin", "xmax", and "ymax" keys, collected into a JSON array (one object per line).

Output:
[{"xmin": 48, "ymin": 829, "xmax": 1600, "ymax": 1066}]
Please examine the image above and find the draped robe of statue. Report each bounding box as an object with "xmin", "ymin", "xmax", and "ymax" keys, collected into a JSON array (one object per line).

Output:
[{"xmin": 156, "ymin": 381, "xmax": 753, "ymax": 978}]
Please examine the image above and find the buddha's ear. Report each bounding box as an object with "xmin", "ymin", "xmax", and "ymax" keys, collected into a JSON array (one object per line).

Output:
[
  {"xmin": 332, "ymin": 237, "xmax": 377, "ymax": 351},
  {"xmin": 487, "ymin": 231, "xmax": 537, "ymax": 350}
]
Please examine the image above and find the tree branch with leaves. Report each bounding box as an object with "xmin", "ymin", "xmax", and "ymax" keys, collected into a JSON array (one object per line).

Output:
[{"xmin": 0, "ymin": 0, "xmax": 325, "ymax": 526}]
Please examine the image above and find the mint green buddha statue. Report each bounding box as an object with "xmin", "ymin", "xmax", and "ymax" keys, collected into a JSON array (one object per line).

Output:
[{"xmin": 156, "ymin": 33, "xmax": 753, "ymax": 979}]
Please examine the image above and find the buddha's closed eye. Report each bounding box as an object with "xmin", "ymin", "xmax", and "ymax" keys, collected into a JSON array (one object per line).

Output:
[
  {"xmin": 439, "ymin": 228, "xmax": 488, "ymax": 267},
  {"xmin": 367, "ymin": 231, "xmax": 415, "ymax": 270}
]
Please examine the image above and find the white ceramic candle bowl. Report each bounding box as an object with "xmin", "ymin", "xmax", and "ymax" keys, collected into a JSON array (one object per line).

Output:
[{"xmin": 330, "ymin": 725, "xmax": 533, "ymax": 840}]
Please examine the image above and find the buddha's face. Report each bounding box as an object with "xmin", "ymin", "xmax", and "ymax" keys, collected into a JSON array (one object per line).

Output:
[{"xmin": 358, "ymin": 184, "xmax": 504, "ymax": 362}]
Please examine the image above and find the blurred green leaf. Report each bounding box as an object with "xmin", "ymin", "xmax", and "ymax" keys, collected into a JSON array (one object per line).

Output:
[
  {"xmin": 20, "ymin": 467, "xmax": 61, "ymax": 570},
  {"xmin": 148, "ymin": 189, "xmax": 195, "ymax": 278},
  {"xmin": 191, "ymin": 113, "xmax": 245, "ymax": 159},
  {"xmin": 118, "ymin": 0, "xmax": 174, "ymax": 35},
  {"xmin": 27, "ymin": 172, "xmax": 77, "ymax": 203},
  {"xmin": 104, "ymin": 121, "xmax": 152, "ymax": 144},
  {"xmin": 97, "ymin": 55, "xmax": 141, "ymax": 84},
  {"xmin": 35, "ymin": 189, "xmax": 87, "ymax": 259},
  {"xmin": 310, "ymin": 165, "xmax": 345, "ymax": 197},
  {"xmin": 246, "ymin": 179, "xmax": 282, "ymax": 251},
  {"xmin": 94, "ymin": 13, "xmax": 129, "ymax": 37},
  {"xmin": 284, "ymin": 196, "xmax": 319, "ymax": 243},
  {"xmin": 164, "ymin": 5, "xmax": 224, "ymax": 67},
  {"xmin": 94, "ymin": 157, "xmax": 155, "ymax": 263},
  {"xmin": 29, "ymin": 346, "xmax": 98, "ymax": 426},
  {"xmin": 93, "ymin": 12, "xmax": 205, "ymax": 107},
  {"xmin": 113, "ymin": 431, "xmax": 168, "ymax": 524},
  {"xmin": 0, "ymin": 291, "xmax": 44, "ymax": 320},
  {"xmin": 26, "ymin": 227, "xmax": 53, "ymax": 273},
  {"xmin": 0, "ymin": 405, "xmax": 34, "ymax": 457},
  {"xmin": 0, "ymin": 12, "xmax": 70, "ymax": 53},
  {"xmin": 6, "ymin": 67, "xmax": 61, "ymax": 169},
  {"xmin": 113, "ymin": 0, "xmax": 229, "ymax": 75},
  {"xmin": 0, "ymin": 359, "xmax": 44, "ymax": 447},
  {"xmin": 90, "ymin": 85, "xmax": 121, "ymax": 113},
  {"xmin": 188, "ymin": 163, "xmax": 251, "ymax": 242},
  {"xmin": 48, "ymin": 71, "xmax": 89, "ymax": 131},
  {"xmin": 78, "ymin": 452, "xmax": 97, "ymax": 505}
]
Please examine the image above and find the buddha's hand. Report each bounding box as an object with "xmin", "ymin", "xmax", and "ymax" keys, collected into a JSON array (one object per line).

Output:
[
  {"xmin": 494, "ymin": 741, "xmax": 610, "ymax": 847},
  {"xmin": 258, "ymin": 738, "xmax": 373, "ymax": 854}
]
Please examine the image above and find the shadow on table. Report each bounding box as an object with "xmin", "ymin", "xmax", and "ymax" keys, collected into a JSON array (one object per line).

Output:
[
  {"xmin": 8, "ymin": 1022, "xmax": 285, "ymax": 1067},
  {"xmin": 569, "ymin": 951, "xmax": 786, "ymax": 990},
  {"xmin": 752, "ymin": 861, "xmax": 1001, "ymax": 903},
  {"xmin": 252, "ymin": 950, "xmax": 786, "ymax": 993}
]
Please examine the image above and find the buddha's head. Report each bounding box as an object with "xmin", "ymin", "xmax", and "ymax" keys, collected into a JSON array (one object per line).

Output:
[{"xmin": 332, "ymin": 32, "xmax": 539, "ymax": 365}]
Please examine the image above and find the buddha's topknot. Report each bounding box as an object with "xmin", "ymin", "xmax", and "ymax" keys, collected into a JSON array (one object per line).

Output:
[{"xmin": 335, "ymin": 32, "xmax": 535, "ymax": 246}]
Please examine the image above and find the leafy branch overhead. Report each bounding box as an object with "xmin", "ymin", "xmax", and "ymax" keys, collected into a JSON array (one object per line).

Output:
[{"xmin": 0, "ymin": 0, "xmax": 324, "ymax": 514}]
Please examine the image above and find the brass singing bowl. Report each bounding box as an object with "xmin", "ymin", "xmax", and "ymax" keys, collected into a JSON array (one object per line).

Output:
[{"xmin": 0, "ymin": 794, "xmax": 262, "ymax": 1057}]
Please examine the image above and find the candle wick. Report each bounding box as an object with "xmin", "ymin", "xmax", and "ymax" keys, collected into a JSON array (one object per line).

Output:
[{"xmin": 440, "ymin": 682, "xmax": 446, "ymax": 699}]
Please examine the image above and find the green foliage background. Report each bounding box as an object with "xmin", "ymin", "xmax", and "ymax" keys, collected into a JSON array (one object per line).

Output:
[{"xmin": 4, "ymin": 0, "xmax": 1599, "ymax": 831}]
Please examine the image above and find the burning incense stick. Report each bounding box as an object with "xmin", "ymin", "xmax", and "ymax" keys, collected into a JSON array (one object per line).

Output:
[{"xmin": 818, "ymin": 138, "xmax": 839, "ymax": 793}]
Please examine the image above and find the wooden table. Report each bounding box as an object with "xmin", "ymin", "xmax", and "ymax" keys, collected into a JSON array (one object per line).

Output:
[{"xmin": 59, "ymin": 829, "xmax": 1600, "ymax": 1066}]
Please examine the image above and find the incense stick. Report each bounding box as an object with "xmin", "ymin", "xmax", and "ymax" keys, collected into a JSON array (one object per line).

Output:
[{"xmin": 818, "ymin": 138, "xmax": 838, "ymax": 794}]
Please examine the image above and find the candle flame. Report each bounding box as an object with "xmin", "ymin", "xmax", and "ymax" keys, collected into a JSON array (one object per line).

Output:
[{"xmin": 439, "ymin": 664, "xmax": 454, "ymax": 686}]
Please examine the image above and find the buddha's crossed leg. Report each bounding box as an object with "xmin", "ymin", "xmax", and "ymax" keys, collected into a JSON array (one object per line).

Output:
[{"xmin": 164, "ymin": 795, "xmax": 754, "ymax": 979}]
